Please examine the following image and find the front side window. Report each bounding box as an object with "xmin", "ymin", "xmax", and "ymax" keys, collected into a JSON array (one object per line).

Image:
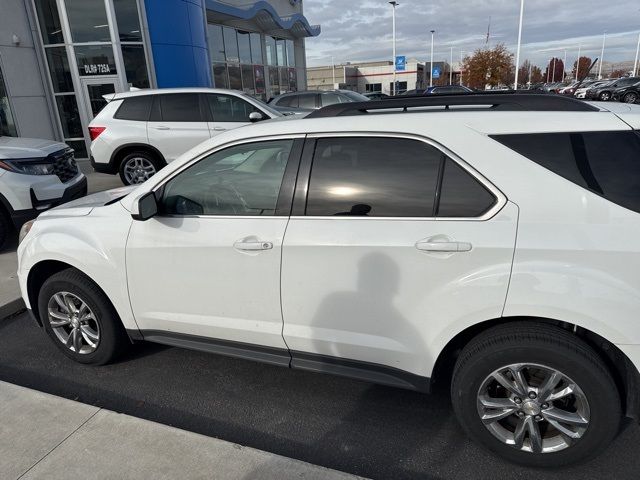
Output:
[
  {"xmin": 306, "ymin": 138, "xmax": 442, "ymax": 217},
  {"xmin": 207, "ymin": 94, "xmax": 255, "ymax": 122},
  {"xmin": 158, "ymin": 94, "xmax": 203, "ymax": 122},
  {"xmin": 161, "ymin": 140, "xmax": 294, "ymax": 216},
  {"xmin": 298, "ymin": 93, "xmax": 317, "ymax": 109},
  {"xmin": 493, "ymin": 131, "xmax": 640, "ymax": 214}
]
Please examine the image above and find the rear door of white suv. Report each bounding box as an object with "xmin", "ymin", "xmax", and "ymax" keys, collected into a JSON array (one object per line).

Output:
[
  {"xmin": 126, "ymin": 137, "xmax": 303, "ymax": 356},
  {"xmin": 147, "ymin": 93, "xmax": 211, "ymax": 162},
  {"xmin": 204, "ymin": 93, "xmax": 258, "ymax": 136},
  {"xmin": 281, "ymin": 135, "xmax": 518, "ymax": 385}
]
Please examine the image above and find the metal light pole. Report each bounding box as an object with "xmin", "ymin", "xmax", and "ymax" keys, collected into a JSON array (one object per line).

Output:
[
  {"xmin": 331, "ymin": 56, "xmax": 336, "ymax": 88},
  {"xmin": 459, "ymin": 50, "xmax": 464, "ymax": 86},
  {"xmin": 547, "ymin": 58, "xmax": 551, "ymax": 82},
  {"xmin": 634, "ymin": 32, "xmax": 640, "ymax": 77},
  {"xmin": 430, "ymin": 30, "xmax": 435, "ymax": 87},
  {"xmin": 389, "ymin": 1, "xmax": 398, "ymax": 95},
  {"xmin": 514, "ymin": 0, "xmax": 524, "ymax": 90},
  {"xmin": 598, "ymin": 31, "xmax": 607, "ymax": 79},
  {"xmin": 562, "ymin": 49, "xmax": 567, "ymax": 82},
  {"xmin": 575, "ymin": 45, "xmax": 581, "ymax": 81},
  {"xmin": 552, "ymin": 57, "xmax": 556, "ymax": 83},
  {"xmin": 450, "ymin": 46, "xmax": 453, "ymax": 84}
]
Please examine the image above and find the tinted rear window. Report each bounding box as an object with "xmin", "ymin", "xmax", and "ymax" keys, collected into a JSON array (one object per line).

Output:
[
  {"xmin": 437, "ymin": 159, "xmax": 497, "ymax": 217},
  {"xmin": 158, "ymin": 93, "xmax": 203, "ymax": 122},
  {"xmin": 492, "ymin": 131, "xmax": 640, "ymax": 214},
  {"xmin": 114, "ymin": 96, "xmax": 152, "ymax": 121}
]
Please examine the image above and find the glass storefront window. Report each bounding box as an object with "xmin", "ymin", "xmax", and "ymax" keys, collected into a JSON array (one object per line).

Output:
[
  {"xmin": 254, "ymin": 65, "xmax": 265, "ymax": 96},
  {"xmin": 288, "ymin": 68, "xmax": 297, "ymax": 91},
  {"xmin": 75, "ymin": 45, "xmax": 117, "ymax": 76},
  {"xmin": 250, "ymin": 33, "xmax": 263, "ymax": 65},
  {"xmin": 286, "ymin": 40, "xmax": 295, "ymax": 67},
  {"xmin": 268, "ymin": 66, "xmax": 279, "ymax": 99},
  {"xmin": 55, "ymin": 95, "xmax": 83, "ymax": 138},
  {"xmin": 213, "ymin": 63, "xmax": 229, "ymax": 89},
  {"xmin": 279, "ymin": 67, "xmax": 289, "ymax": 93},
  {"xmin": 0, "ymin": 67, "xmax": 17, "ymax": 136},
  {"xmin": 113, "ymin": 0, "xmax": 142, "ymax": 42},
  {"xmin": 265, "ymin": 36, "xmax": 276, "ymax": 66},
  {"xmin": 122, "ymin": 45, "xmax": 149, "ymax": 88},
  {"xmin": 65, "ymin": 0, "xmax": 111, "ymax": 43},
  {"xmin": 228, "ymin": 64, "xmax": 242, "ymax": 90},
  {"xmin": 241, "ymin": 65, "xmax": 255, "ymax": 95},
  {"xmin": 45, "ymin": 47, "xmax": 74, "ymax": 93},
  {"xmin": 34, "ymin": 0, "xmax": 64, "ymax": 45},
  {"xmin": 65, "ymin": 140, "xmax": 87, "ymax": 159},
  {"xmin": 237, "ymin": 31, "xmax": 252, "ymax": 64},
  {"xmin": 223, "ymin": 27, "xmax": 239, "ymax": 63},
  {"xmin": 208, "ymin": 25, "xmax": 225, "ymax": 63},
  {"xmin": 276, "ymin": 39, "xmax": 286, "ymax": 66}
]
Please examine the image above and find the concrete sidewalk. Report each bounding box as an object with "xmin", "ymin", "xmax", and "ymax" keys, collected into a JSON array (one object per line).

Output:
[{"xmin": 0, "ymin": 381, "xmax": 365, "ymax": 480}]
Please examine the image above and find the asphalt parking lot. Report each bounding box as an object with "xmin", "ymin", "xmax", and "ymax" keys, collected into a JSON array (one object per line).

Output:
[{"xmin": 1, "ymin": 312, "xmax": 639, "ymax": 480}]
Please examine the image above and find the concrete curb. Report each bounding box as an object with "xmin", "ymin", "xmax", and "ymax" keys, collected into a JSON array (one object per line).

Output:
[{"xmin": 0, "ymin": 297, "xmax": 25, "ymax": 321}]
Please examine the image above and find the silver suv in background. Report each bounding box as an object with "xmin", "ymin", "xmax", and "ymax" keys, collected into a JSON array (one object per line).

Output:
[
  {"xmin": 0, "ymin": 136, "xmax": 86, "ymax": 250},
  {"xmin": 268, "ymin": 89, "xmax": 370, "ymax": 114}
]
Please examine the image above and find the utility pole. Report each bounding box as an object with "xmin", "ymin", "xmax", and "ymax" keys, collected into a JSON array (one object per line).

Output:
[
  {"xmin": 331, "ymin": 56, "xmax": 336, "ymax": 87},
  {"xmin": 562, "ymin": 49, "xmax": 567, "ymax": 82},
  {"xmin": 389, "ymin": 2, "xmax": 398, "ymax": 95},
  {"xmin": 634, "ymin": 32, "xmax": 640, "ymax": 77},
  {"xmin": 598, "ymin": 31, "xmax": 607, "ymax": 79},
  {"xmin": 449, "ymin": 46, "xmax": 453, "ymax": 84},
  {"xmin": 514, "ymin": 0, "xmax": 524, "ymax": 90},
  {"xmin": 459, "ymin": 50, "xmax": 464, "ymax": 86},
  {"xmin": 430, "ymin": 30, "xmax": 435, "ymax": 87},
  {"xmin": 575, "ymin": 45, "xmax": 581, "ymax": 81}
]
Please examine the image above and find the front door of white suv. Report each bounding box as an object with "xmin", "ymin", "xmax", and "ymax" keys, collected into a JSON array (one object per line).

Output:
[
  {"xmin": 205, "ymin": 93, "xmax": 258, "ymax": 137},
  {"xmin": 147, "ymin": 93, "xmax": 211, "ymax": 163},
  {"xmin": 281, "ymin": 135, "xmax": 518, "ymax": 383},
  {"xmin": 126, "ymin": 138, "xmax": 302, "ymax": 354}
]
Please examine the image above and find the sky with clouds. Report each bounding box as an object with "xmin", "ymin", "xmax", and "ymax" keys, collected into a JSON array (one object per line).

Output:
[{"xmin": 302, "ymin": 0, "xmax": 640, "ymax": 69}]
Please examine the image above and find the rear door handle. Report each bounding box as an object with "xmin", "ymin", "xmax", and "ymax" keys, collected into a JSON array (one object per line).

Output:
[
  {"xmin": 213, "ymin": 127, "xmax": 227, "ymax": 131},
  {"xmin": 234, "ymin": 240, "xmax": 273, "ymax": 251},
  {"xmin": 153, "ymin": 125, "xmax": 170, "ymax": 130},
  {"xmin": 415, "ymin": 241, "xmax": 472, "ymax": 252}
]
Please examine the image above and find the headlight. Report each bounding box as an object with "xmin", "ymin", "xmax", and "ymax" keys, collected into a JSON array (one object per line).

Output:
[
  {"xmin": 0, "ymin": 159, "xmax": 55, "ymax": 175},
  {"xmin": 18, "ymin": 219, "xmax": 36, "ymax": 245}
]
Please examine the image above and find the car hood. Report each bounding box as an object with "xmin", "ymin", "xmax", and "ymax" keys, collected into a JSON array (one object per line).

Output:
[
  {"xmin": 39, "ymin": 185, "xmax": 138, "ymax": 218},
  {"xmin": 0, "ymin": 136, "xmax": 68, "ymax": 160}
]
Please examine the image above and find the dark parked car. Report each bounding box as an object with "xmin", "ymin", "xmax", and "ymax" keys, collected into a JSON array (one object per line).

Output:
[
  {"xmin": 585, "ymin": 77, "xmax": 640, "ymax": 101},
  {"xmin": 268, "ymin": 90, "xmax": 369, "ymax": 114},
  {"xmin": 403, "ymin": 85, "xmax": 473, "ymax": 96},
  {"xmin": 612, "ymin": 82, "xmax": 640, "ymax": 103},
  {"xmin": 363, "ymin": 92, "xmax": 390, "ymax": 100}
]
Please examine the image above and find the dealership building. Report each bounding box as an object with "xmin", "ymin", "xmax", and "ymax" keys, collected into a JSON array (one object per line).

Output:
[{"xmin": 0, "ymin": 0, "xmax": 319, "ymax": 158}]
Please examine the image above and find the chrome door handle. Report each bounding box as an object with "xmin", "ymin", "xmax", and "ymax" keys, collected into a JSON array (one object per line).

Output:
[
  {"xmin": 153, "ymin": 125, "xmax": 170, "ymax": 130},
  {"xmin": 213, "ymin": 127, "xmax": 227, "ymax": 131},
  {"xmin": 234, "ymin": 240, "xmax": 273, "ymax": 251},
  {"xmin": 415, "ymin": 241, "xmax": 472, "ymax": 252}
]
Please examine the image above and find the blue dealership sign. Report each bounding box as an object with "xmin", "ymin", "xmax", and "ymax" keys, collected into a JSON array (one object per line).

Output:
[
  {"xmin": 395, "ymin": 56, "xmax": 406, "ymax": 72},
  {"xmin": 432, "ymin": 67, "xmax": 441, "ymax": 79}
]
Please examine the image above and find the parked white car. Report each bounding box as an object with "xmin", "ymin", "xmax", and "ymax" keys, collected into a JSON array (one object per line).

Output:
[
  {"xmin": 89, "ymin": 88, "xmax": 282, "ymax": 185},
  {"xmin": 0, "ymin": 136, "xmax": 86, "ymax": 250},
  {"xmin": 17, "ymin": 94, "xmax": 640, "ymax": 467}
]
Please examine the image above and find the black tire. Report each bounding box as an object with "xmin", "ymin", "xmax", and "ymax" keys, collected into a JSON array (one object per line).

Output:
[
  {"xmin": 599, "ymin": 91, "xmax": 611, "ymax": 101},
  {"xmin": 0, "ymin": 210, "xmax": 9, "ymax": 252},
  {"xmin": 623, "ymin": 92, "xmax": 638, "ymax": 104},
  {"xmin": 451, "ymin": 321, "xmax": 621, "ymax": 467},
  {"xmin": 38, "ymin": 268, "xmax": 129, "ymax": 365},
  {"xmin": 118, "ymin": 150, "xmax": 163, "ymax": 186}
]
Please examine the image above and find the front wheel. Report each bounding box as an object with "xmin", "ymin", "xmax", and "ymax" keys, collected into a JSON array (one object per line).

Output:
[
  {"xmin": 119, "ymin": 151, "xmax": 162, "ymax": 185},
  {"xmin": 451, "ymin": 322, "xmax": 621, "ymax": 467},
  {"xmin": 599, "ymin": 91, "xmax": 612, "ymax": 101}
]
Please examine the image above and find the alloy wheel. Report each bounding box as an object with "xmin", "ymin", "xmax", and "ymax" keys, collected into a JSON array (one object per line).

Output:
[
  {"xmin": 477, "ymin": 363, "xmax": 590, "ymax": 454},
  {"xmin": 624, "ymin": 93, "xmax": 638, "ymax": 104},
  {"xmin": 47, "ymin": 292, "xmax": 100, "ymax": 354},
  {"xmin": 123, "ymin": 157, "xmax": 157, "ymax": 184}
]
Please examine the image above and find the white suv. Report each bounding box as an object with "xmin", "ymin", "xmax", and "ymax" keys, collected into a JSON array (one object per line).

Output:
[
  {"xmin": 89, "ymin": 88, "xmax": 282, "ymax": 185},
  {"xmin": 0, "ymin": 135, "xmax": 86, "ymax": 250},
  {"xmin": 17, "ymin": 94, "xmax": 640, "ymax": 467}
]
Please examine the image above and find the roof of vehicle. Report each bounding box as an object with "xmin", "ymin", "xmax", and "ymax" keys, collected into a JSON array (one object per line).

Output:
[{"xmin": 107, "ymin": 88, "xmax": 253, "ymax": 101}]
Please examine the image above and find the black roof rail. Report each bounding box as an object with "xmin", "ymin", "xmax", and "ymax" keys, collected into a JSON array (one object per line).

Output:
[{"xmin": 306, "ymin": 92, "xmax": 600, "ymax": 118}]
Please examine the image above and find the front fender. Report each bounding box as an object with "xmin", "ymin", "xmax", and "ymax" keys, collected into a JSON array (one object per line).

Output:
[{"xmin": 17, "ymin": 203, "xmax": 139, "ymax": 332}]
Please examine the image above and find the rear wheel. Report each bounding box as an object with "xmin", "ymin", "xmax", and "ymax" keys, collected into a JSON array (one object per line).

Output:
[
  {"xmin": 118, "ymin": 150, "xmax": 162, "ymax": 185},
  {"xmin": 451, "ymin": 322, "xmax": 621, "ymax": 467},
  {"xmin": 623, "ymin": 92, "xmax": 639, "ymax": 104}
]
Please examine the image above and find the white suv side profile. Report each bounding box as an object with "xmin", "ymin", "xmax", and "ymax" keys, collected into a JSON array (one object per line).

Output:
[
  {"xmin": 0, "ymin": 135, "xmax": 86, "ymax": 250},
  {"xmin": 89, "ymin": 88, "xmax": 282, "ymax": 185},
  {"xmin": 17, "ymin": 94, "xmax": 640, "ymax": 467}
]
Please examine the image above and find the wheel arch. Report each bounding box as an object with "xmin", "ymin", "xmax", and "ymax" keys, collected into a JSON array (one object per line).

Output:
[
  {"xmin": 431, "ymin": 316, "xmax": 640, "ymax": 421},
  {"xmin": 109, "ymin": 143, "xmax": 167, "ymax": 171}
]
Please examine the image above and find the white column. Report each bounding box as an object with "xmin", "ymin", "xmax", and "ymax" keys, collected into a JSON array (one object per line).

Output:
[
  {"xmin": 449, "ymin": 46, "xmax": 453, "ymax": 84},
  {"xmin": 575, "ymin": 45, "xmax": 581, "ymax": 81},
  {"xmin": 634, "ymin": 32, "xmax": 640, "ymax": 77},
  {"xmin": 562, "ymin": 49, "xmax": 567, "ymax": 82},
  {"xmin": 514, "ymin": 0, "xmax": 524, "ymax": 90},
  {"xmin": 390, "ymin": 2, "xmax": 398, "ymax": 94},
  {"xmin": 430, "ymin": 30, "xmax": 435, "ymax": 87},
  {"xmin": 598, "ymin": 31, "xmax": 607, "ymax": 80}
]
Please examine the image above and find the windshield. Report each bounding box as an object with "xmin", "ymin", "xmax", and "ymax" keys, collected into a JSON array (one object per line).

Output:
[{"xmin": 340, "ymin": 91, "xmax": 370, "ymax": 102}]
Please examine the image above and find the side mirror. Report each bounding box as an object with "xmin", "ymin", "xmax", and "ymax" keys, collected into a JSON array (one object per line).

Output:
[
  {"xmin": 249, "ymin": 111, "xmax": 264, "ymax": 123},
  {"xmin": 131, "ymin": 191, "xmax": 158, "ymax": 221}
]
